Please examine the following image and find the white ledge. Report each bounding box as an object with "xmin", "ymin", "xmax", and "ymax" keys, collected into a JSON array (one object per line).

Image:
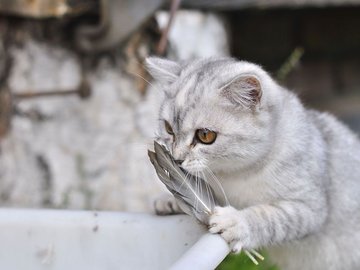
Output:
[{"xmin": 0, "ymin": 209, "xmax": 206, "ymax": 270}]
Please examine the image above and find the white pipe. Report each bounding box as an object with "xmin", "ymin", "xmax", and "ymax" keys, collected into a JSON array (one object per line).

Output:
[
  {"xmin": 170, "ymin": 233, "xmax": 230, "ymax": 270},
  {"xmin": 0, "ymin": 209, "xmax": 206, "ymax": 270}
]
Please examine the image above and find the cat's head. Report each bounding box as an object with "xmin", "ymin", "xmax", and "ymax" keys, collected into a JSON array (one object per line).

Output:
[{"xmin": 146, "ymin": 57, "xmax": 280, "ymax": 174}]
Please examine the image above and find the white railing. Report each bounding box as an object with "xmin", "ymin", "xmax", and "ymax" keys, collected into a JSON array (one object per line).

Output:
[{"xmin": 0, "ymin": 209, "xmax": 211, "ymax": 270}]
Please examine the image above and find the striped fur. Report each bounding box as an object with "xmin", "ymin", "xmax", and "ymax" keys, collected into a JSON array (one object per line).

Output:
[{"xmin": 147, "ymin": 57, "xmax": 360, "ymax": 270}]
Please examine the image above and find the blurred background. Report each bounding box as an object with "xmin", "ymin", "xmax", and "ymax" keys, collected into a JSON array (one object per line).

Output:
[{"xmin": 0, "ymin": 0, "xmax": 359, "ymax": 268}]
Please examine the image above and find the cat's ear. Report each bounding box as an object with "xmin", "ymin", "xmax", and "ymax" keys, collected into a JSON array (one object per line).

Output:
[
  {"xmin": 220, "ymin": 75, "xmax": 262, "ymax": 109},
  {"xmin": 145, "ymin": 57, "xmax": 181, "ymax": 84}
]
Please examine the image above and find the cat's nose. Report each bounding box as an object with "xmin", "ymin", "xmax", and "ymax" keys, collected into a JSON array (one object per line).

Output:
[{"xmin": 174, "ymin": 159, "xmax": 184, "ymax": 165}]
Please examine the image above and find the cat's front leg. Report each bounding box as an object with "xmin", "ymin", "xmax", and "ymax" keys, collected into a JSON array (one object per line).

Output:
[
  {"xmin": 154, "ymin": 193, "xmax": 184, "ymax": 215},
  {"xmin": 209, "ymin": 200, "xmax": 327, "ymax": 253}
]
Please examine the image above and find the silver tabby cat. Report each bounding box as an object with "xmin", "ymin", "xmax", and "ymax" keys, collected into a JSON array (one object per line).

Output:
[{"xmin": 146, "ymin": 57, "xmax": 360, "ymax": 270}]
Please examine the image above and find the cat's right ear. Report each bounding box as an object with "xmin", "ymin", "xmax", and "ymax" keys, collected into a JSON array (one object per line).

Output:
[
  {"xmin": 145, "ymin": 57, "xmax": 181, "ymax": 84},
  {"xmin": 220, "ymin": 75, "xmax": 262, "ymax": 109}
]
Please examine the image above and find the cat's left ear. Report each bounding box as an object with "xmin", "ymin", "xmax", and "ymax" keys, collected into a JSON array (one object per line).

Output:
[
  {"xmin": 145, "ymin": 57, "xmax": 181, "ymax": 84},
  {"xmin": 220, "ymin": 75, "xmax": 262, "ymax": 109}
]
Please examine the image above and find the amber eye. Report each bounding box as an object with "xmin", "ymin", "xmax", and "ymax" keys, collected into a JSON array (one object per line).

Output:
[
  {"xmin": 164, "ymin": 120, "xmax": 174, "ymax": 135},
  {"xmin": 195, "ymin": 129, "xmax": 217, "ymax": 144}
]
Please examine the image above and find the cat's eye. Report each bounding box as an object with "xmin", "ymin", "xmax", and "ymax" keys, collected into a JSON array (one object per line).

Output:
[
  {"xmin": 196, "ymin": 129, "xmax": 217, "ymax": 144},
  {"xmin": 164, "ymin": 120, "xmax": 174, "ymax": 135}
]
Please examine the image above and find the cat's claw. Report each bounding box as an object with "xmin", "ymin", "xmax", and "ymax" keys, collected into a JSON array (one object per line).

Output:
[
  {"xmin": 154, "ymin": 194, "xmax": 183, "ymax": 215},
  {"xmin": 209, "ymin": 206, "xmax": 250, "ymax": 253}
]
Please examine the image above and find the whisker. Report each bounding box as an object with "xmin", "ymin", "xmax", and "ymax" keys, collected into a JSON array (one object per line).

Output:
[
  {"xmin": 127, "ymin": 70, "xmax": 162, "ymax": 94},
  {"xmin": 127, "ymin": 70, "xmax": 155, "ymax": 88},
  {"xmin": 200, "ymin": 170, "xmax": 216, "ymax": 212},
  {"xmin": 127, "ymin": 141, "xmax": 157, "ymax": 147},
  {"xmin": 196, "ymin": 171, "xmax": 201, "ymax": 211},
  {"xmin": 177, "ymin": 170, "xmax": 190, "ymax": 193},
  {"xmin": 204, "ymin": 166, "xmax": 230, "ymax": 206}
]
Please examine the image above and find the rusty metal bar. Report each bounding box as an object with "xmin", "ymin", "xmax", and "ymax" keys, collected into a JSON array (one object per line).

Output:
[
  {"xmin": 0, "ymin": 0, "xmax": 97, "ymax": 19},
  {"xmin": 156, "ymin": 0, "xmax": 182, "ymax": 56},
  {"xmin": 14, "ymin": 89, "xmax": 79, "ymax": 99},
  {"xmin": 13, "ymin": 79, "xmax": 91, "ymax": 100}
]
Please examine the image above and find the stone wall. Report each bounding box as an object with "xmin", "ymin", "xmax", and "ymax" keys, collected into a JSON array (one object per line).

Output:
[{"xmin": 0, "ymin": 11, "xmax": 229, "ymax": 211}]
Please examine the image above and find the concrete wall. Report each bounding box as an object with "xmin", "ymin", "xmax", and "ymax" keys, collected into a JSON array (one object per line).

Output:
[{"xmin": 0, "ymin": 11, "xmax": 229, "ymax": 211}]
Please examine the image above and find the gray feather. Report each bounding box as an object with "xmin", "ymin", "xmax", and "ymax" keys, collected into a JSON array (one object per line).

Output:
[{"xmin": 148, "ymin": 141, "xmax": 228, "ymax": 224}]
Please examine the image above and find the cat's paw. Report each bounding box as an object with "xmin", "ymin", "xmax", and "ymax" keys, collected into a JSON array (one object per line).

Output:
[
  {"xmin": 154, "ymin": 194, "xmax": 183, "ymax": 215},
  {"xmin": 209, "ymin": 206, "xmax": 250, "ymax": 253}
]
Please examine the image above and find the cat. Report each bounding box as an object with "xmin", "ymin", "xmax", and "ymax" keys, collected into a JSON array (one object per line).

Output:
[{"xmin": 146, "ymin": 57, "xmax": 360, "ymax": 270}]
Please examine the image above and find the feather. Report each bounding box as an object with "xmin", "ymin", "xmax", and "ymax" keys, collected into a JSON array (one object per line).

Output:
[{"xmin": 148, "ymin": 141, "xmax": 228, "ymax": 224}]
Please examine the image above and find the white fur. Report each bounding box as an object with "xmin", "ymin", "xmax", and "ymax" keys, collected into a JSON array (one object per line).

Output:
[{"xmin": 148, "ymin": 57, "xmax": 360, "ymax": 270}]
